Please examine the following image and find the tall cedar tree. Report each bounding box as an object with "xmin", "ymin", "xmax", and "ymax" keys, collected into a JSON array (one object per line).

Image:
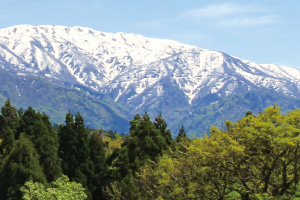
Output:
[
  {"xmin": 18, "ymin": 107, "xmax": 62, "ymax": 182},
  {"xmin": 88, "ymin": 132, "xmax": 107, "ymax": 200},
  {"xmin": 58, "ymin": 112, "xmax": 78, "ymax": 179},
  {"xmin": 0, "ymin": 100, "xmax": 19, "ymax": 159},
  {"xmin": 73, "ymin": 112, "xmax": 92, "ymax": 193},
  {"xmin": 113, "ymin": 113, "xmax": 171, "ymax": 176},
  {"xmin": 107, "ymin": 113, "xmax": 173, "ymax": 199},
  {"xmin": 58, "ymin": 112, "xmax": 93, "ymax": 197},
  {"xmin": 0, "ymin": 100, "xmax": 19, "ymax": 134},
  {"xmin": 74, "ymin": 112, "xmax": 90, "ymax": 165},
  {"xmin": 0, "ymin": 133, "xmax": 46, "ymax": 200},
  {"xmin": 154, "ymin": 113, "xmax": 173, "ymax": 146},
  {"xmin": 176, "ymin": 126, "xmax": 187, "ymax": 142}
]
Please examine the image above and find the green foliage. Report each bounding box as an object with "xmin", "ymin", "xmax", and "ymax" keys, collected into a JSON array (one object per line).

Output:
[
  {"xmin": 21, "ymin": 175, "xmax": 87, "ymax": 200},
  {"xmin": 0, "ymin": 133, "xmax": 46, "ymax": 200},
  {"xmin": 74, "ymin": 112, "xmax": 89, "ymax": 166},
  {"xmin": 113, "ymin": 113, "xmax": 172, "ymax": 176},
  {"xmin": 58, "ymin": 112, "xmax": 95, "ymax": 198},
  {"xmin": 130, "ymin": 106, "xmax": 300, "ymax": 199},
  {"xmin": 58, "ymin": 112, "xmax": 77, "ymax": 179},
  {"xmin": 0, "ymin": 101, "xmax": 109, "ymax": 199},
  {"xmin": 1, "ymin": 99, "xmax": 19, "ymax": 133},
  {"xmin": 0, "ymin": 126, "xmax": 15, "ymax": 159},
  {"xmin": 88, "ymin": 132, "xmax": 107, "ymax": 199},
  {"xmin": 176, "ymin": 126, "xmax": 187, "ymax": 142},
  {"xmin": 106, "ymin": 173, "xmax": 142, "ymax": 200},
  {"xmin": 3, "ymin": 99, "xmax": 300, "ymax": 199},
  {"xmin": 18, "ymin": 107, "xmax": 62, "ymax": 182},
  {"xmin": 154, "ymin": 113, "xmax": 173, "ymax": 146},
  {"xmin": 169, "ymin": 88, "xmax": 300, "ymax": 137},
  {"xmin": 106, "ymin": 113, "xmax": 174, "ymax": 199},
  {"xmin": 0, "ymin": 100, "xmax": 19, "ymax": 159},
  {"xmin": 89, "ymin": 133, "xmax": 106, "ymax": 173}
]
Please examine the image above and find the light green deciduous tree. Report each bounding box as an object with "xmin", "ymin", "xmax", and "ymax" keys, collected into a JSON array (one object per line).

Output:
[{"xmin": 21, "ymin": 175, "xmax": 87, "ymax": 200}]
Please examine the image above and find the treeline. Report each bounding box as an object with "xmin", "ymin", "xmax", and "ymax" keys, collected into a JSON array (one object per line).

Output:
[
  {"xmin": 0, "ymin": 100, "xmax": 105, "ymax": 199},
  {"xmin": 1, "ymin": 100, "xmax": 300, "ymax": 199}
]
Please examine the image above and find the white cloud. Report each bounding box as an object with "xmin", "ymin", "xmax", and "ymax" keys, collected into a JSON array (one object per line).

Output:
[
  {"xmin": 182, "ymin": 3, "xmax": 277, "ymax": 27},
  {"xmin": 184, "ymin": 3, "xmax": 260, "ymax": 18},
  {"xmin": 220, "ymin": 15, "xmax": 277, "ymax": 26}
]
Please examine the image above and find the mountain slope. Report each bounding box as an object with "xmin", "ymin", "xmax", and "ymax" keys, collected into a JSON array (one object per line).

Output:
[
  {"xmin": 0, "ymin": 25, "xmax": 300, "ymax": 135},
  {"xmin": 0, "ymin": 68, "xmax": 129, "ymax": 133}
]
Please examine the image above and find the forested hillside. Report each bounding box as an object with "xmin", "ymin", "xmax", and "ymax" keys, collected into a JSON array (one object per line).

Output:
[
  {"xmin": 0, "ymin": 69, "xmax": 129, "ymax": 133},
  {"xmin": 1, "ymin": 100, "xmax": 300, "ymax": 199}
]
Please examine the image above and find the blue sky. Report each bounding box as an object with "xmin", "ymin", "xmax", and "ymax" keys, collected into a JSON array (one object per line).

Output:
[{"xmin": 1, "ymin": 0, "xmax": 300, "ymax": 68}]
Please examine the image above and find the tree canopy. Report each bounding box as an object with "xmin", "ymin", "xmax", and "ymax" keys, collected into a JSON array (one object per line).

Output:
[
  {"xmin": 21, "ymin": 175, "xmax": 87, "ymax": 200},
  {"xmin": 134, "ymin": 106, "xmax": 300, "ymax": 199},
  {"xmin": 1, "ymin": 100, "xmax": 300, "ymax": 199}
]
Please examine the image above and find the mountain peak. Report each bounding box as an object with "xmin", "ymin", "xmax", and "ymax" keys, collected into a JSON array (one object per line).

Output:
[
  {"xmin": 1, "ymin": 25, "xmax": 300, "ymax": 134},
  {"xmin": 0, "ymin": 24, "xmax": 299, "ymax": 107}
]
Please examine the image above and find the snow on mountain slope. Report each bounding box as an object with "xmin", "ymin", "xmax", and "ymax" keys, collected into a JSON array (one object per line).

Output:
[{"xmin": 0, "ymin": 25, "xmax": 300, "ymax": 111}]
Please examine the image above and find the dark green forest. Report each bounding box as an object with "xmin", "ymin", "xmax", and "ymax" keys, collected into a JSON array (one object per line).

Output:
[{"xmin": 1, "ymin": 100, "xmax": 300, "ymax": 199}]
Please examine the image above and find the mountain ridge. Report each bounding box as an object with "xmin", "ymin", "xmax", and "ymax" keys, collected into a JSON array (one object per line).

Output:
[{"xmin": 1, "ymin": 24, "xmax": 300, "ymax": 135}]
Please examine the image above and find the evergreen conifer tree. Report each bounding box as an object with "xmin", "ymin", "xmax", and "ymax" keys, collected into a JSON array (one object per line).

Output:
[
  {"xmin": 0, "ymin": 100, "xmax": 19, "ymax": 159},
  {"xmin": 0, "ymin": 133, "xmax": 46, "ymax": 200},
  {"xmin": 107, "ymin": 113, "xmax": 173, "ymax": 199},
  {"xmin": 17, "ymin": 106, "xmax": 38, "ymax": 139},
  {"xmin": 88, "ymin": 132, "xmax": 107, "ymax": 199},
  {"xmin": 19, "ymin": 107, "xmax": 62, "ymax": 182},
  {"xmin": 176, "ymin": 126, "xmax": 187, "ymax": 142},
  {"xmin": 0, "ymin": 99, "xmax": 19, "ymax": 134},
  {"xmin": 154, "ymin": 113, "xmax": 173, "ymax": 146},
  {"xmin": 74, "ymin": 112, "xmax": 89, "ymax": 165},
  {"xmin": 0, "ymin": 127, "xmax": 15, "ymax": 159},
  {"xmin": 73, "ymin": 112, "xmax": 91, "ymax": 192},
  {"xmin": 58, "ymin": 112, "xmax": 78, "ymax": 179},
  {"xmin": 34, "ymin": 113, "xmax": 62, "ymax": 182},
  {"xmin": 58, "ymin": 112, "xmax": 92, "ymax": 198},
  {"xmin": 114, "ymin": 113, "xmax": 170, "ymax": 176}
]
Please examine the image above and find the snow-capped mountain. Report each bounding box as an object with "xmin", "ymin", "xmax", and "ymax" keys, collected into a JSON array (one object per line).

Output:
[{"xmin": 1, "ymin": 25, "xmax": 300, "ymax": 134}]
